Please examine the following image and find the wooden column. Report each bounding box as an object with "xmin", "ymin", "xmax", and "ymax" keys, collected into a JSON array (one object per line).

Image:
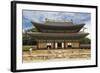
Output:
[
  {"xmin": 37, "ymin": 40, "xmax": 39, "ymax": 49},
  {"xmin": 64, "ymin": 40, "xmax": 66, "ymax": 49},
  {"xmin": 53, "ymin": 40, "xmax": 55, "ymax": 49}
]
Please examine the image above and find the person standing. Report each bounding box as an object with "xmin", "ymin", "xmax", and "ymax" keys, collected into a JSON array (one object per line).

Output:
[{"xmin": 29, "ymin": 47, "xmax": 33, "ymax": 60}]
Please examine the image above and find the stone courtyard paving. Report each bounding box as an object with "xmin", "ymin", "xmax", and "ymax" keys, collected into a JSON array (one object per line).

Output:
[{"xmin": 22, "ymin": 49, "xmax": 91, "ymax": 63}]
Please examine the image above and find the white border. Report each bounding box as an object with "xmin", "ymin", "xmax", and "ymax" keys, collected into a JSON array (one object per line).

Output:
[{"xmin": 16, "ymin": 4, "xmax": 96, "ymax": 70}]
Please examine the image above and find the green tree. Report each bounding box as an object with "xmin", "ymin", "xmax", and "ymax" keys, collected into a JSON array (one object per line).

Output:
[
  {"xmin": 80, "ymin": 37, "xmax": 91, "ymax": 44},
  {"xmin": 23, "ymin": 32, "xmax": 37, "ymax": 45}
]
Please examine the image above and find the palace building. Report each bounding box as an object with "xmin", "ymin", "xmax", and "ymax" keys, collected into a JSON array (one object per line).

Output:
[{"xmin": 27, "ymin": 20, "xmax": 89, "ymax": 49}]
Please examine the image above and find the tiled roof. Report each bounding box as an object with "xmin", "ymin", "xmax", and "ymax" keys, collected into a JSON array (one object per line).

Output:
[
  {"xmin": 32, "ymin": 21, "xmax": 85, "ymax": 33},
  {"xmin": 27, "ymin": 32, "xmax": 89, "ymax": 40}
]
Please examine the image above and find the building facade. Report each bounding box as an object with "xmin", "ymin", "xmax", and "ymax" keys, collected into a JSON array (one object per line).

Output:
[{"xmin": 28, "ymin": 20, "xmax": 89, "ymax": 49}]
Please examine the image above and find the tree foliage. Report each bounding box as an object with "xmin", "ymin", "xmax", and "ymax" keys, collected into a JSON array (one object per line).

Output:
[
  {"xmin": 23, "ymin": 32, "xmax": 37, "ymax": 45},
  {"xmin": 79, "ymin": 37, "xmax": 91, "ymax": 44}
]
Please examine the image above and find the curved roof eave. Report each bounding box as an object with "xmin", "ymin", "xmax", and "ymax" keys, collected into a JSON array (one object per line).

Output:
[
  {"xmin": 27, "ymin": 32, "xmax": 89, "ymax": 40},
  {"xmin": 31, "ymin": 21, "xmax": 85, "ymax": 32}
]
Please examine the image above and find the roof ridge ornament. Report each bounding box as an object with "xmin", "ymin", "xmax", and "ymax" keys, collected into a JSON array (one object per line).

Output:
[{"xmin": 45, "ymin": 18, "xmax": 73, "ymax": 23}]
